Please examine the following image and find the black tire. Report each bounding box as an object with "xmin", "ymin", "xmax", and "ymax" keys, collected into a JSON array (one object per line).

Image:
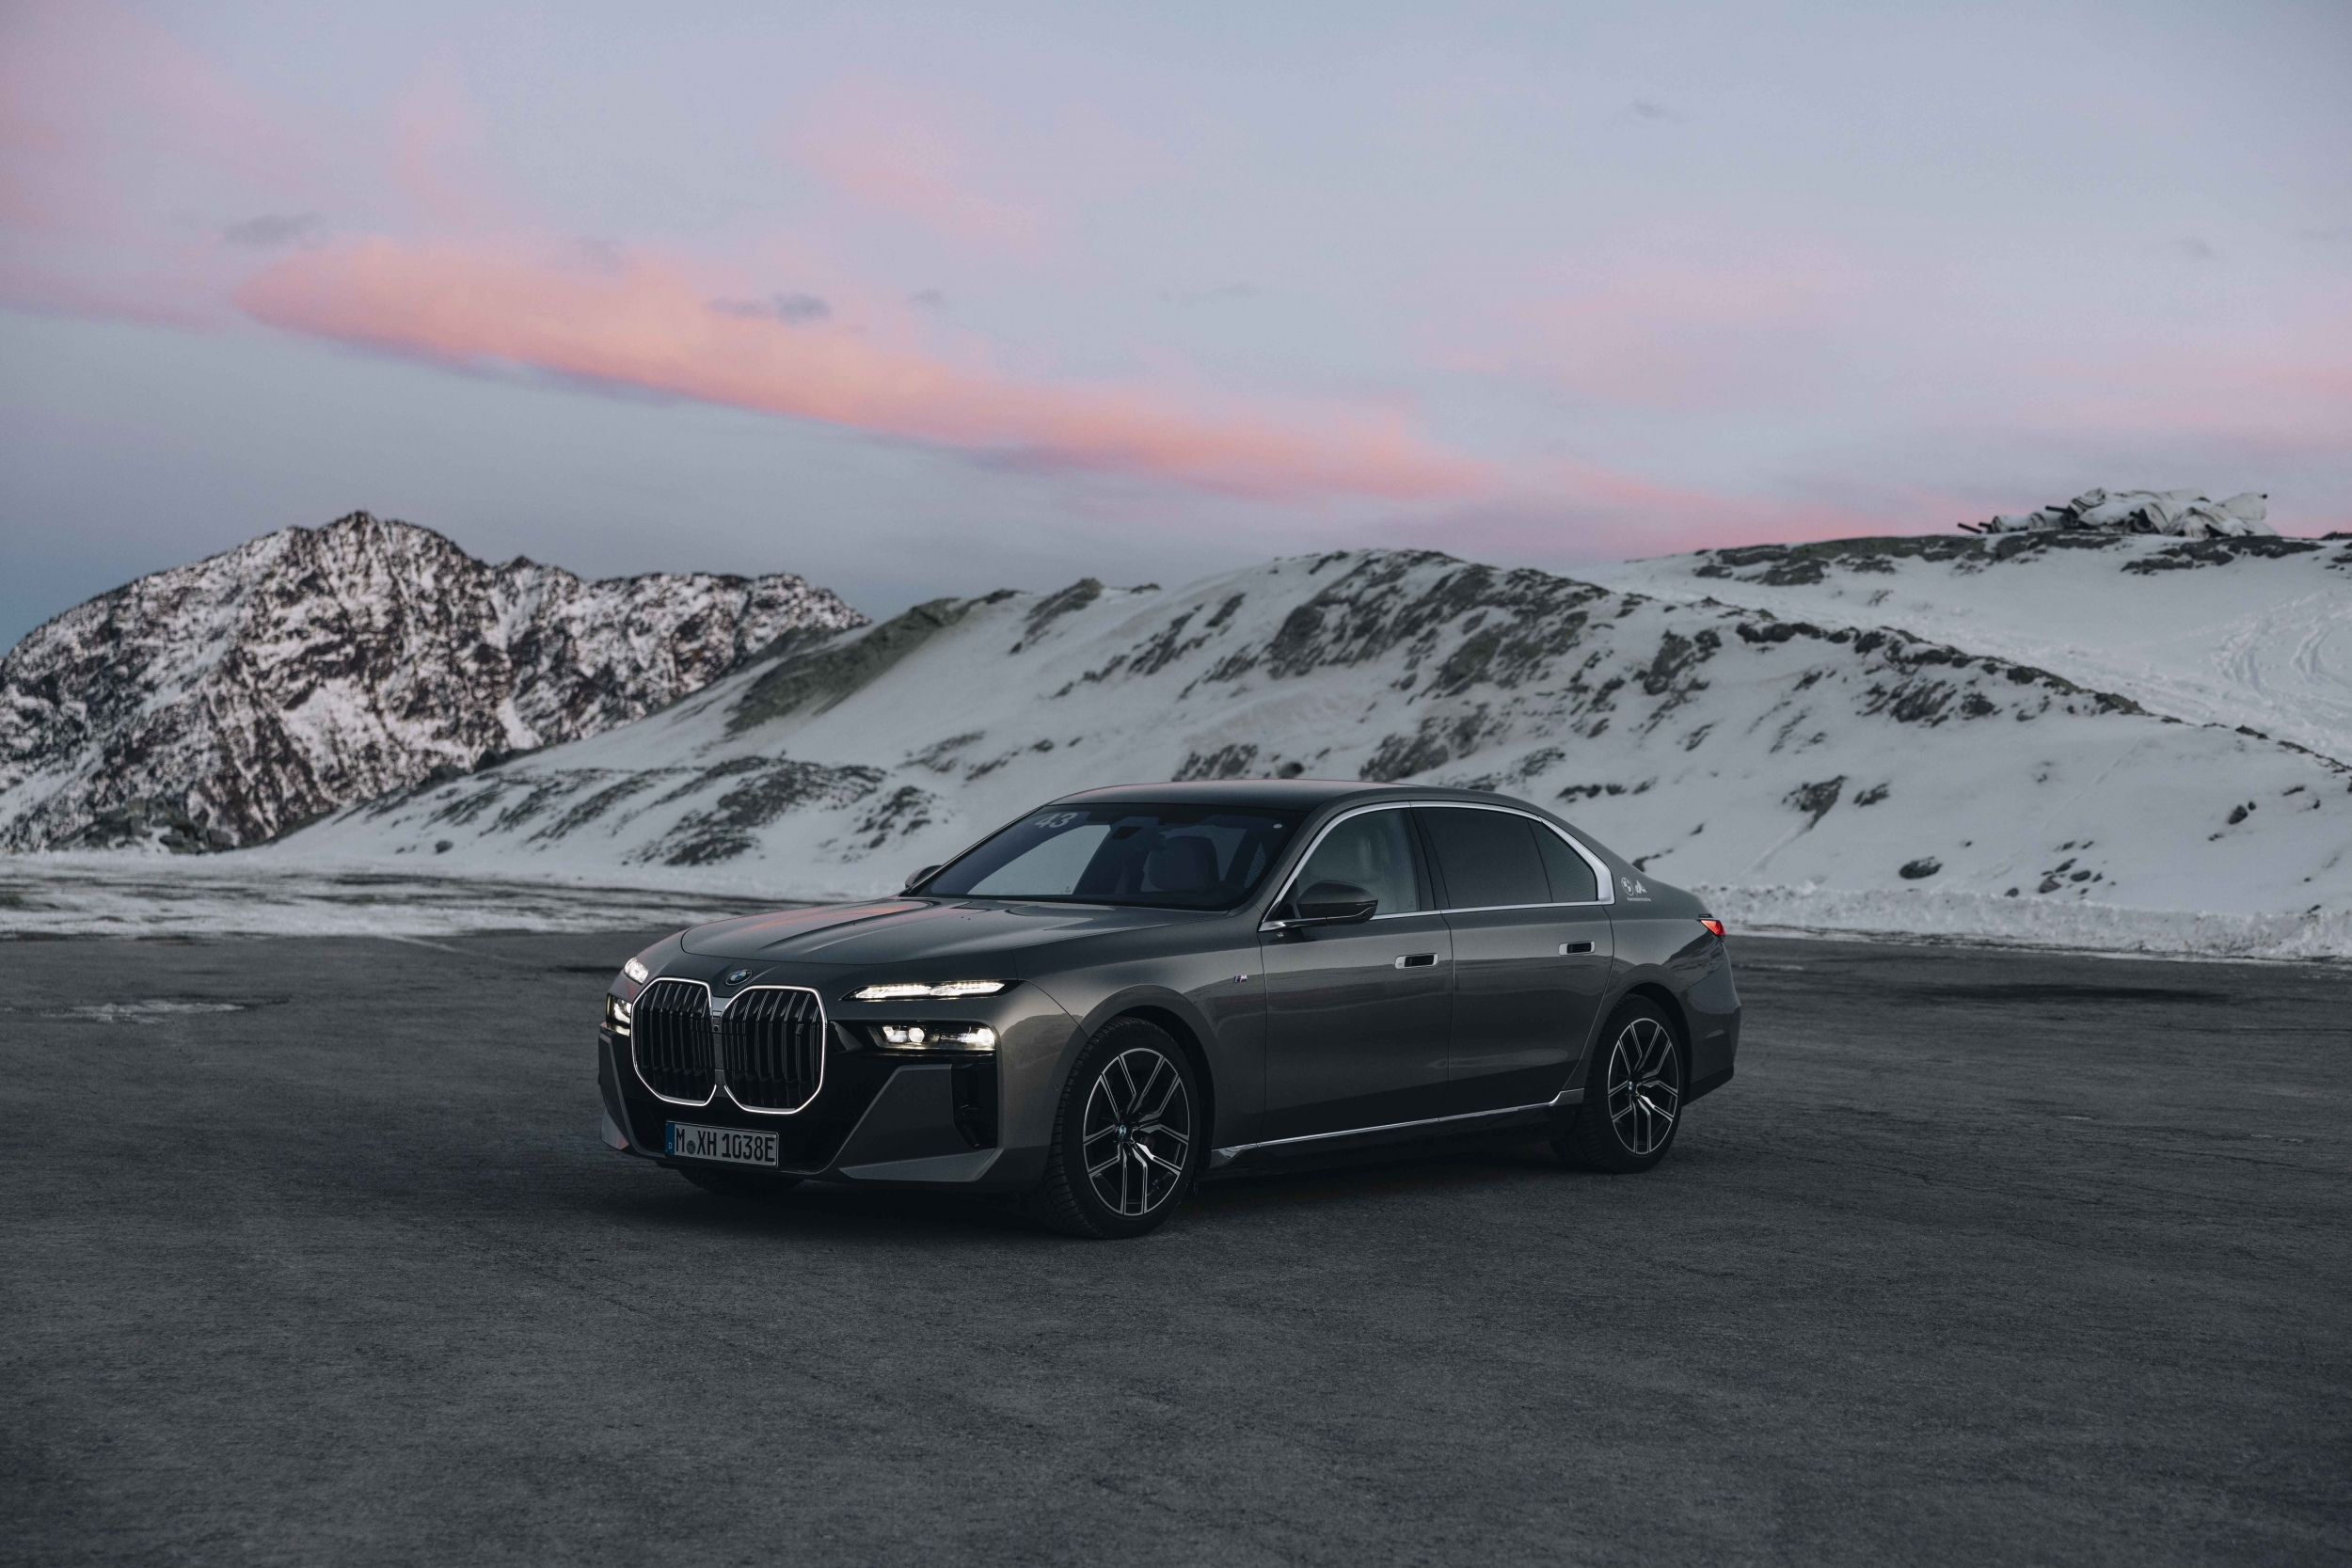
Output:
[
  {"xmin": 1025, "ymin": 1017, "xmax": 1202, "ymax": 1239},
  {"xmin": 1554, "ymin": 998, "xmax": 1686, "ymax": 1174},
  {"xmin": 675, "ymin": 1165, "xmax": 803, "ymax": 1200}
]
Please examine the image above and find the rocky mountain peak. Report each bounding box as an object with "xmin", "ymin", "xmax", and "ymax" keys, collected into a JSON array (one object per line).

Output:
[{"xmin": 0, "ymin": 512, "xmax": 867, "ymax": 850}]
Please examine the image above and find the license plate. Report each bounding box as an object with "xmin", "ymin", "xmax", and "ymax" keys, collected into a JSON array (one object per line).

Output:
[{"xmin": 665, "ymin": 1123, "xmax": 778, "ymax": 1166}]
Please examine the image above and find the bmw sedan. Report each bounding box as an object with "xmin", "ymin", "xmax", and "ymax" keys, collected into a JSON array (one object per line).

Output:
[{"xmin": 597, "ymin": 780, "xmax": 1740, "ymax": 1238}]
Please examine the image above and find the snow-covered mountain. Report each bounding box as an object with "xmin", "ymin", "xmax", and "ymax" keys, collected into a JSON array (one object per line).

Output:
[
  {"xmin": 1581, "ymin": 531, "xmax": 2352, "ymax": 766},
  {"xmin": 266, "ymin": 539, "xmax": 2352, "ymax": 958},
  {"xmin": 0, "ymin": 512, "xmax": 866, "ymax": 851}
]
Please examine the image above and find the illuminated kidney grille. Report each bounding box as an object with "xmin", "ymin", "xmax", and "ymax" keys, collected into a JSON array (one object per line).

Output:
[
  {"xmin": 631, "ymin": 979, "xmax": 716, "ymax": 1101},
  {"xmin": 721, "ymin": 987, "xmax": 825, "ymax": 1112}
]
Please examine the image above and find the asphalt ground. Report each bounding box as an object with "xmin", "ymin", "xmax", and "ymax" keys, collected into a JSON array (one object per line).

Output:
[{"xmin": 3, "ymin": 930, "xmax": 2346, "ymax": 1566}]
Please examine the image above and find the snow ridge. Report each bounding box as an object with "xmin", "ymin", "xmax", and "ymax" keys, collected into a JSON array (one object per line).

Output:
[
  {"xmin": 0, "ymin": 512, "xmax": 866, "ymax": 850},
  {"xmin": 1581, "ymin": 531, "xmax": 2352, "ymax": 766},
  {"xmin": 265, "ymin": 544, "xmax": 2351, "ymax": 954}
]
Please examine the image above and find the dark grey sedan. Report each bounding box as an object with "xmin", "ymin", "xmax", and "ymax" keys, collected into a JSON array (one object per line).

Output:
[{"xmin": 598, "ymin": 780, "xmax": 1740, "ymax": 1238}]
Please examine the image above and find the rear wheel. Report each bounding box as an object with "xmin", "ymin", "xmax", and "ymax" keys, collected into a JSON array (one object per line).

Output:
[
  {"xmin": 675, "ymin": 1166, "xmax": 803, "ymax": 1200},
  {"xmin": 1554, "ymin": 999, "xmax": 1685, "ymax": 1174},
  {"xmin": 1027, "ymin": 1018, "xmax": 1200, "ymax": 1239}
]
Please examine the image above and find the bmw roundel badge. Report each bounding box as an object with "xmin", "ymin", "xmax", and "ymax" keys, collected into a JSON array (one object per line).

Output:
[{"xmin": 723, "ymin": 968, "xmax": 753, "ymax": 985}]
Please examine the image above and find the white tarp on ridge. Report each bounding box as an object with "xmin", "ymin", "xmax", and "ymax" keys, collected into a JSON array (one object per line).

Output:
[{"xmin": 1964, "ymin": 486, "xmax": 2273, "ymax": 538}]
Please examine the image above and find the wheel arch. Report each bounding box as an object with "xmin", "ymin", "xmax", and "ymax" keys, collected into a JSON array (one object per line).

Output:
[
  {"xmin": 1107, "ymin": 1004, "xmax": 1218, "ymax": 1157},
  {"xmin": 1588, "ymin": 979, "xmax": 1692, "ymax": 1085}
]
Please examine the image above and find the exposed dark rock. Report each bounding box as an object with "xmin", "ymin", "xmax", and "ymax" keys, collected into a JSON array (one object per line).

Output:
[
  {"xmin": 0, "ymin": 511, "xmax": 864, "ymax": 850},
  {"xmin": 730, "ymin": 596, "xmax": 981, "ymax": 731},
  {"xmin": 1010, "ymin": 578, "xmax": 1102, "ymax": 652},
  {"xmin": 1786, "ymin": 777, "xmax": 1846, "ymax": 827},
  {"xmin": 853, "ymin": 784, "xmax": 937, "ymax": 849},
  {"xmin": 1176, "ymin": 744, "xmax": 1261, "ymax": 781},
  {"xmin": 644, "ymin": 757, "xmax": 885, "ymax": 865},
  {"xmin": 2122, "ymin": 537, "xmax": 2324, "ymax": 574}
]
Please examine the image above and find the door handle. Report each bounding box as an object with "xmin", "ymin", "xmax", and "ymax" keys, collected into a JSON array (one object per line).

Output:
[
  {"xmin": 1558, "ymin": 941, "xmax": 1594, "ymax": 955},
  {"xmin": 1394, "ymin": 953, "xmax": 1438, "ymax": 968}
]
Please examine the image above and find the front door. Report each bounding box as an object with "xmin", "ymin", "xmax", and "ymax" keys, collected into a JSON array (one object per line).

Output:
[
  {"xmin": 1259, "ymin": 806, "xmax": 1453, "ymax": 1142},
  {"xmin": 1417, "ymin": 806, "xmax": 1614, "ymax": 1115}
]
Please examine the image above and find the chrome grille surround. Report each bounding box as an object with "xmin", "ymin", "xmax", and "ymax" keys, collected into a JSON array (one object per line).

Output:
[
  {"xmin": 630, "ymin": 978, "xmax": 717, "ymax": 1105},
  {"xmin": 718, "ymin": 985, "xmax": 827, "ymax": 1115}
]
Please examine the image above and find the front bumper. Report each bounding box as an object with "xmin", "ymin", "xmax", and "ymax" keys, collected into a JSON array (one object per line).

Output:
[{"xmin": 596, "ymin": 986, "xmax": 1077, "ymax": 1193}]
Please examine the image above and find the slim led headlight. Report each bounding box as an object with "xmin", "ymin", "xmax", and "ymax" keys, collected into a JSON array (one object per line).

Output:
[
  {"xmin": 875, "ymin": 1023, "xmax": 997, "ymax": 1050},
  {"xmin": 622, "ymin": 957, "xmax": 651, "ymax": 985},
  {"xmin": 850, "ymin": 980, "xmax": 1008, "ymax": 1002},
  {"xmin": 604, "ymin": 996, "xmax": 634, "ymax": 1037}
]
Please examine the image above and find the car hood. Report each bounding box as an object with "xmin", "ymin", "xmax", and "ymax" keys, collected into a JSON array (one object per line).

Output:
[{"xmin": 676, "ymin": 898, "xmax": 1184, "ymax": 968}]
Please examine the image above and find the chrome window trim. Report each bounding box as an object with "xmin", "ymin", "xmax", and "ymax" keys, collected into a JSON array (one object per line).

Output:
[
  {"xmin": 628, "ymin": 978, "xmax": 830, "ymax": 1116},
  {"xmin": 1260, "ymin": 802, "xmax": 1435, "ymax": 931},
  {"xmin": 1262, "ymin": 800, "xmax": 1614, "ymax": 929},
  {"xmin": 1209, "ymin": 1086, "xmax": 1584, "ymax": 1165},
  {"xmin": 718, "ymin": 984, "xmax": 828, "ymax": 1117},
  {"xmin": 630, "ymin": 977, "xmax": 718, "ymax": 1109}
]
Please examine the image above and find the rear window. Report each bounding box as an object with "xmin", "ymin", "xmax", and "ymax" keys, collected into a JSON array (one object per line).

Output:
[
  {"xmin": 1534, "ymin": 826, "xmax": 1599, "ymax": 902},
  {"xmin": 926, "ymin": 804, "xmax": 1304, "ymax": 910},
  {"xmin": 1417, "ymin": 807, "xmax": 1549, "ymax": 910}
]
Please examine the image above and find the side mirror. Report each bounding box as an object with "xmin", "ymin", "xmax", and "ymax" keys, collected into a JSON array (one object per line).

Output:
[
  {"xmin": 904, "ymin": 864, "xmax": 942, "ymax": 891},
  {"xmin": 1287, "ymin": 880, "xmax": 1378, "ymax": 926}
]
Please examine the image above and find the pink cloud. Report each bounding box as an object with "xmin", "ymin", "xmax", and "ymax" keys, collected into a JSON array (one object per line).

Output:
[
  {"xmin": 0, "ymin": 0, "xmax": 342, "ymax": 322},
  {"xmin": 1999, "ymin": 328, "xmax": 2352, "ymax": 453},
  {"xmin": 392, "ymin": 56, "xmax": 504, "ymax": 231},
  {"xmin": 1455, "ymin": 460, "xmax": 1918, "ymax": 561},
  {"xmin": 1441, "ymin": 239, "xmax": 1880, "ymax": 411},
  {"xmin": 787, "ymin": 80, "xmax": 1043, "ymax": 250},
  {"xmin": 234, "ymin": 238, "xmax": 1491, "ymax": 500}
]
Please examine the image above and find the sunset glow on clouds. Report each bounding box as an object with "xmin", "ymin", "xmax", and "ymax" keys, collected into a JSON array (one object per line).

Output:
[
  {"xmin": 2, "ymin": 0, "xmax": 2347, "ymax": 638},
  {"xmin": 235, "ymin": 239, "xmax": 1487, "ymax": 499}
]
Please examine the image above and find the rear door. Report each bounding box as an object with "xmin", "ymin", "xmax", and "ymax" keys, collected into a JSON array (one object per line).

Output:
[
  {"xmin": 1258, "ymin": 806, "xmax": 1454, "ymax": 1141},
  {"xmin": 1416, "ymin": 806, "xmax": 1614, "ymax": 1115}
]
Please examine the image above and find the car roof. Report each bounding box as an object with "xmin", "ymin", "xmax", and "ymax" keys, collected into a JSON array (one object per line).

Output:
[{"xmin": 1046, "ymin": 779, "xmax": 1552, "ymax": 814}]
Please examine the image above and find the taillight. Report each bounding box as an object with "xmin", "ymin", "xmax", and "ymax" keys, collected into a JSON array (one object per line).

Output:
[{"xmin": 1698, "ymin": 917, "xmax": 1725, "ymax": 937}]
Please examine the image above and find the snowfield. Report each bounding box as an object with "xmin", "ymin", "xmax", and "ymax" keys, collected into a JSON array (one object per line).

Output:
[
  {"xmin": 0, "ymin": 854, "xmax": 787, "ymax": 939},
  {"xmin": 1583, "ymin": 531, "xmax": 2352, "ymax": 767},
  {"xmin": 44, "ymin": 536, "xmax": 2315, "ymax": 960}
]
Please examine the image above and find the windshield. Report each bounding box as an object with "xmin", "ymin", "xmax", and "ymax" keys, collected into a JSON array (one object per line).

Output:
[{"xmin": 924, "ymin": 803, "xmax": 1305, "ymax": 910}]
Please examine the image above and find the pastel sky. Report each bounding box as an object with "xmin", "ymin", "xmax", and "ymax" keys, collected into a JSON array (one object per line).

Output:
[{"xmin": 3, "ymin": 0, "xmax": 2347, "ymax": 644}]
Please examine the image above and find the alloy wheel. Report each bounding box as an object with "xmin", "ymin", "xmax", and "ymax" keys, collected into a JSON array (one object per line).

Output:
[
  {"xmin": 1604, "ymin": 1015, "xmax": 1682, "ymax": 1157},
  {"xmin": 1080, "ymin": 1046, "xmax": 1192, "ymax": 1217}
]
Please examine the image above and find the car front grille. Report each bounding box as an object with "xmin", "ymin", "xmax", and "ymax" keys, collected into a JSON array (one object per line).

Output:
[
  {"xmin": 721, "ymin": 988, "xmax": 825, "ymax": 1112},
  {"xmin": 632, "ymin": 979, "xmax": 716, "ymax": 1102}
]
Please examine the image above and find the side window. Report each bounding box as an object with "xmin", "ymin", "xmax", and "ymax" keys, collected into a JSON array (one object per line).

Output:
[
  {"xmin": 1535, "ymin": 827, "xmax": 1599, "ymax": 903},
  {"xmin": 1287, "ymin": 810, "xmax": 1428, "ymax": 915},
  {"xmin": 1419, "ymin": 808, "xmax": 1549, "ymax": 909}
]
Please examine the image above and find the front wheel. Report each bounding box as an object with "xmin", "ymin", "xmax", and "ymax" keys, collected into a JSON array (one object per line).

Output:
[
  {"xmin": 1554, "ymin": 999, "xmax": 1685, "ymax": 1174},
  {"xmin": 1026, "ymin": 1018, "xmax": 1201, "ymax": 1239}
]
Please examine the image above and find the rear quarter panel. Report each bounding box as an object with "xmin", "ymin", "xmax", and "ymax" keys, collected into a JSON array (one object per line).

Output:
[{"xmin": 1604, "ymin": 889, "xmax": 1740, "ymax": 1095}]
